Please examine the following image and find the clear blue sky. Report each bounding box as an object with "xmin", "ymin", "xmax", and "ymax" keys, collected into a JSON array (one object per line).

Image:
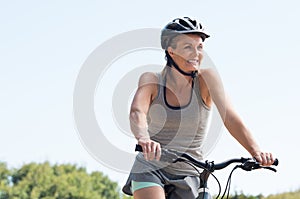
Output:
[{"xmin": 1, "ymin": 0, "xmax": 300, "ymax": 196}]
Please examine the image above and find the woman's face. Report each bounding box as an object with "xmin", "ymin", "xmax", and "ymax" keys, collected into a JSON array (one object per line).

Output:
[{"xmin": 168, "ymin": 34, "xmax": 204, "ymax": 72}]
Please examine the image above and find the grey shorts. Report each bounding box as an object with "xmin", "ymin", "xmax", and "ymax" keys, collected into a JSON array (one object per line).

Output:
[{"xmin": 122, "ymin": 154, "xmax": 204, "ymax": 199}]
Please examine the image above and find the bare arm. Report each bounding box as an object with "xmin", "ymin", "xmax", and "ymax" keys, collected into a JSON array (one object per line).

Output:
[
  {"xmin": 201, "ymin": 68, "xmax": 274, "ymax": 166},
  {"xmin": 130, "ymin": 72, "xmax": 161, "ymax": 160}
]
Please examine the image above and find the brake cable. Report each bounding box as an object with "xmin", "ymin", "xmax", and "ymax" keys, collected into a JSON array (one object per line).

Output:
[
  {"xmin": 221, "ymin": 165, "xmax": 239, "ymax": 199},
  {"xmin": 221, "ymin": 160, "xmax": 277, "ymax": 199}
]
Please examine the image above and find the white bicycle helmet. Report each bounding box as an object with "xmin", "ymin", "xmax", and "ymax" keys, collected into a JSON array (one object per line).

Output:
[{"xmin": 161, "ymin": 17, "xmax": 210, "ymax": 50}]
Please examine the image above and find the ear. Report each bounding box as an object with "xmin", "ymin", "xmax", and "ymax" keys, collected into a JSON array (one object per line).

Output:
[{"xmin": 167, "ymin": 46, "xmax": 175, "ymax": 57}]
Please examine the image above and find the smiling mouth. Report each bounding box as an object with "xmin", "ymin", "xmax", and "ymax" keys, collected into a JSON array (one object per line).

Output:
[{"xmin": 187, "ymin": 59, "xmax": 199, "ymax": 66}]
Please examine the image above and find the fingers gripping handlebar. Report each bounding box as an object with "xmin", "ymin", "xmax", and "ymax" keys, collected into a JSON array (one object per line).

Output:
[{"xmin": 135, "ymin": 144, "xmax": 180, "ymax": 163}]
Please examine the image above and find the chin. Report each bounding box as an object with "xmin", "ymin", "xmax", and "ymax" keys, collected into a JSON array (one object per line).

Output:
[{"xmin": 185, "ymin": 65, "xmax": 198, "ymax": 71}]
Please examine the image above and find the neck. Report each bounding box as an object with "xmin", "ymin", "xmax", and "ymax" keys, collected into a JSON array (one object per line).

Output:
[{"xmin": 166, "ymin": 66, "xmax": 194, "ymax": 88}]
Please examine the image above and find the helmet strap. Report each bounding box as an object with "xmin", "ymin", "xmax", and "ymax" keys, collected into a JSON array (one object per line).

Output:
[{"xmin": 165, "ymin": 51, "xmax": 198, "ymax": 79}]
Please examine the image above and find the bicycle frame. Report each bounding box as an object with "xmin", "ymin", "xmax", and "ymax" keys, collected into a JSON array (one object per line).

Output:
[{"xmin": 197, "ymin": 170, "xmax": 212, "ymax": 199}]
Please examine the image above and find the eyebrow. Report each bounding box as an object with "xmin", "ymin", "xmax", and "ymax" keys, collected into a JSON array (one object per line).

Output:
[{"xmin": 183, "ymin": 42, "xmax": 203, "ymax": 46}]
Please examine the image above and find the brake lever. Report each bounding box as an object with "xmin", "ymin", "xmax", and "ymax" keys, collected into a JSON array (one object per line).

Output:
[
  {"xmin": 250, "ymin": 157, "xmax": 278, "ymax": 172},
  {"xmin": 240, "ymin": 160, "xmax": 277, "ymax": 172},
  {"xmin": 160, "ymin": 149, "xmax": 181, "ymax": 163},
  {"xmin": 239, "ymin": 159, "xmax": 260, "ymax": 171},
  {"xmin": 259, "ymin": 166, "xmax": 277, "ymax": 172}
]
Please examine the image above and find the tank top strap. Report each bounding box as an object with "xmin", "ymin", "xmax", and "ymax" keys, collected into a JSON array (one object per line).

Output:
[
  {"xmin": 152, "ymin": 72, "xmax": 163, "ymax": 103},
  {"xmin": 193, "ymin": 74, "xmax": 201, "ymax": 105}
]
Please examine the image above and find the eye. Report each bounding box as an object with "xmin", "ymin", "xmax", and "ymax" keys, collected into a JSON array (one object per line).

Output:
[
  {"xmin": 184, "ymin": 45, "xmax": 191, "ymax": 49},
  {"xmin": 197, "ymin": 45, "xmax": 203, "ymax": 50}
]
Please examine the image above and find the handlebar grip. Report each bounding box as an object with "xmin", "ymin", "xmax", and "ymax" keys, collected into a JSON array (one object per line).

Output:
[
  {"xmin": 273, "ymin": 158, "xmax": 279, "ymax": 166},
  {"xmin": 253, "ymin": 157, "xmax": 279, "ymax": 166},
  {"xmin": 134, "ymin": 144, "xmax": 179, "ymax": 163},
  {"xmin": 135, "ymin": 144, "xmax": 143, "ymax": 152}
]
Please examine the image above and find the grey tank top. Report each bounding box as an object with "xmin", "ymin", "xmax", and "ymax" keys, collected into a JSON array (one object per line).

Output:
[{"xmin": 146, "ymin": 69, "xmax": 211, "ymax": 174}]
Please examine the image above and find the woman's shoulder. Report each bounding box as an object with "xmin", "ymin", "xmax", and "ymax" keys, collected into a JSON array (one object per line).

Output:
[
  {"xmin": 138, "ymin": 72, "xmax": 160, "ymax": 101},
  {"xmin": 198, "ymin": 68, "xmax": 223, "ymax": 86},
  {"xmin": 198, "ymin": 68, "xmax": 217, "ymax": 78},
  {"xmin": 198, "ymin": 68, "xmax": 226, "ymax": 103},
  {"xmin": 138, "ymin": 72, "xmax": 159, "ymax": 86}
]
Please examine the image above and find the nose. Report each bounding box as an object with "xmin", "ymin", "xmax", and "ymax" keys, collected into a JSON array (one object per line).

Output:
[{"xmin": 191, "ymin": 47, "xmax": 202, "ymax": 57}]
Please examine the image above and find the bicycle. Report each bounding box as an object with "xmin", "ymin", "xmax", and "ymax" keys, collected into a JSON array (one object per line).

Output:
[{"xmin": 135, "ymin": 144, "xmax": 278, "ymax": 199}]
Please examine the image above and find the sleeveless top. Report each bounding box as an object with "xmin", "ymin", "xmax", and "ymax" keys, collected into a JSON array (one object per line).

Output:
[{"xmin": 144, "ymin": 68, "xmax": 211, "ymax": 175}]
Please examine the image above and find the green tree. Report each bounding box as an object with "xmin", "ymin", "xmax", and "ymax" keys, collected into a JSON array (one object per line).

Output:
[
  {"xmin": 3, "ymin": 162, "xmax": 121, "ymax": 199},
  {"xmin": 121, "ymin": 195, "xmax": 133, "ymax": 199},
  {"xmin": 0, "ymin": 162, "xmax": 10, "ymax": 199}
]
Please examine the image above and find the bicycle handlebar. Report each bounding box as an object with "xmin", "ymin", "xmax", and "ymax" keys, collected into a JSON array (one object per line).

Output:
[{"xmin": 135, "ymin": 144, "xmax": 278, "ymax": 172}]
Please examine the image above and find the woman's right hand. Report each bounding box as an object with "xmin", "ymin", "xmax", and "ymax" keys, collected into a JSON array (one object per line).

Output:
[{"xmin": 138, "ymin": 137, "xmax": 161, "ymax": 161}]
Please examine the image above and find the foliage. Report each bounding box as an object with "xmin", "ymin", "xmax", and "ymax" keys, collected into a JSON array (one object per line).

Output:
[
  {"xmin": 263, "ymin": 189, "xmax": 300, "ymax": 199},
  {"xmin": 216, "ymin": 191, "xmax": 264, "ymax": 199},
  {"xmin": 0, "ymin": 161, "xmax": 124, "ymax": 199},
  {"xmin": 121, "ymin": 195, "xmax": 133, "ymax": 199},
  {"xmin": 0, "ymin": 162, "xmax": 10, "ymax": 199}
]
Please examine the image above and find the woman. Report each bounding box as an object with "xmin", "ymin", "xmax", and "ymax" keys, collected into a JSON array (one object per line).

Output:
[{"xmin": 123, "ymin": 17, "xmax": 274, "ymax": 199}]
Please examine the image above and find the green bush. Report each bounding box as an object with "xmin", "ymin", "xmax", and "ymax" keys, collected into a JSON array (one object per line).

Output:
[{"xmin": 0, "ymin": 161, "xmax": 123, "ymax": 199}]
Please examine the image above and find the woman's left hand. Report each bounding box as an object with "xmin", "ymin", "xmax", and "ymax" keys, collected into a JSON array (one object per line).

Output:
[{"xmin": 252, "ymin": 151, "xmax": 274, "ymax": 166}]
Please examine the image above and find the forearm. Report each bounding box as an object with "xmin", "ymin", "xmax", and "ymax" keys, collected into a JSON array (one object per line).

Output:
[
  {"xmin": 224, "ymin": 113, "xmax": 261, "ymax": 156},
  {"xmin": 130, "ymin": 109, "xmax": 162, "ymax": 161},
  {"xmin": 129, "ymin": 109, "xmax": 149, "ymax": 140}
]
